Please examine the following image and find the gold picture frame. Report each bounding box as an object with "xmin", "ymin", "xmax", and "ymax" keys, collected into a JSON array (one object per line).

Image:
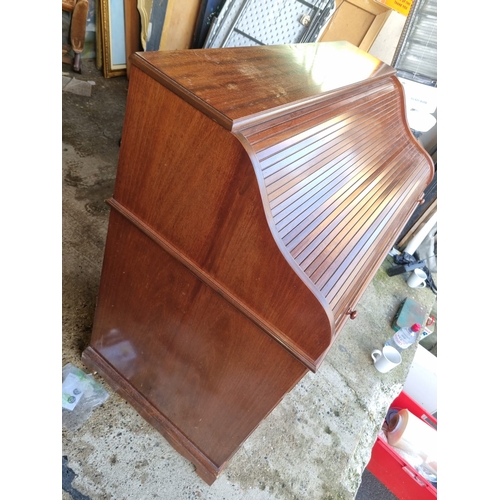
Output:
[{"xmin": 100, "ymin": 0, "xmax": 127, "ymax": 78}]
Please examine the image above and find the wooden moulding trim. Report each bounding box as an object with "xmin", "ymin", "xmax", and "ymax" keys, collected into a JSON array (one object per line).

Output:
[
  {"xmin": 130, "ymin": 53, "xmax": 233, "ymax": 130},
  {"xmin": 106, "ymin": 198, "xmax": 320, "ymax": 372},
  {"xmin": 82, "ymin": 346, "xmax": 220, "ymax": 485}
]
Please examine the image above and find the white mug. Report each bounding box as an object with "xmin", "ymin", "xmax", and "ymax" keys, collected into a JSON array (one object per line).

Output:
[
  {"xmin": 407, "ymin": 268, "xmax": 427, "ymax": 288},
  {"xmin": 371, "ymin": 346, "xmax": 402, "ymax": 373}
]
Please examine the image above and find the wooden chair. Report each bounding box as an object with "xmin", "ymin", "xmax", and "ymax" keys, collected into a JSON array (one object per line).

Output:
[{"xmin": 62, "ymin": 0, "xmax": 88, "ymax": 73}]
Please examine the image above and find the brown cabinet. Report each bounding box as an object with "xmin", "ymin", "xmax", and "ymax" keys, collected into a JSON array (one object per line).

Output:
[{"xmin": 83, "ymin": 41, "xmax": 434, "ymax": 484}]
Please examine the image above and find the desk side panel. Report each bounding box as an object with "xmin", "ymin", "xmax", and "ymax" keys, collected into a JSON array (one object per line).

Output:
[
  {"xmin": 86, "ymin": 209, "xmax": 307, "ymax": 474},
  {"xmin": 112, "ymin": 65, "xmax": 332, "ymax": 368}
]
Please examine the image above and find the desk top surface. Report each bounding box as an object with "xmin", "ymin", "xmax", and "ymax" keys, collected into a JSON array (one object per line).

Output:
[{"xmin": 133, "ymin": 41, "xmax": 395, "ymax": 129}]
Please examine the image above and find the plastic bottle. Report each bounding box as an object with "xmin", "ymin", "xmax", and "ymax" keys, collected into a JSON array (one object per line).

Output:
[{"xmin": 385, "ymin": 324, "xmax": 421, "ymax": 352}]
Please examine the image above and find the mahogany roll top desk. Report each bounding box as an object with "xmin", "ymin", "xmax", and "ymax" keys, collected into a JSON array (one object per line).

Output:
[{"xmin": 82, "ymin": 41, "xmax": 434, "ymax": 484}]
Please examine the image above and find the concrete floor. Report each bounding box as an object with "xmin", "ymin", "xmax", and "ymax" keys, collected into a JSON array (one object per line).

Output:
[{"xmin": 62, "ymin": 49, "xmax": 437, "ymax": 499}]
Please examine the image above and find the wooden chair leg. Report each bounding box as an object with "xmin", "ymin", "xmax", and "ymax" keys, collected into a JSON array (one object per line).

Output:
[{"xmin": 70, "ymin": 0, "xmax": 88, "ymax": 73}]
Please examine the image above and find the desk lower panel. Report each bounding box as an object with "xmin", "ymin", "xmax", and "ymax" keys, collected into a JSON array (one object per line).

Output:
[{"xmin": 83, "ymin": 209, "xmax": 307, "ymax": 482}]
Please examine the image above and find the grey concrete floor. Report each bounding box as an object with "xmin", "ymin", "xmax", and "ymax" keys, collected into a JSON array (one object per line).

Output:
[{"xmin": 62, "ymin": 58, "xmax": 436, "ymax": 500}]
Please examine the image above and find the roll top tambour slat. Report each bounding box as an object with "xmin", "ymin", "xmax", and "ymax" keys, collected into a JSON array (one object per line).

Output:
[
  {"xmin": 257, "ymin": 90, "xmax": 400, "ymax": 170},
  {"xmin": 317, "ymin": 154, "xmax": 426, "ymax": 297},
  {"xmin": 289, "ymin": 142, "xmax": 415, "ymax": 271},
  {"xmin": 238, "ymin": 74, "xmax": 431, "ymax": 328},
  {"xmin": 246, "ymin": 81, "xmax": 397, "ymax": 153},
  {"xmin": 323, "ymin": 158, "xmax": 428, "ymax": 298},
  {"xmin": 272, "ymin": 130, "xmax": 408, "ymax": 239},
  {"xmin": 263, "ymin": 102, "xmax": 402, "ymax": 198}
]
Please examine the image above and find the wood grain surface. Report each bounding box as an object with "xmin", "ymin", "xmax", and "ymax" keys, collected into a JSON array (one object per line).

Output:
[{"xmin": 131, "ymin": 41, "xmax": 394, "ymax": 130}]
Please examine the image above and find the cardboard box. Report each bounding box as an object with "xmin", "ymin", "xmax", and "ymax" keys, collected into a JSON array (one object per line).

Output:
[{"xmin": 319, "ymin": 0, "xmax": 393, "ymax": 52}]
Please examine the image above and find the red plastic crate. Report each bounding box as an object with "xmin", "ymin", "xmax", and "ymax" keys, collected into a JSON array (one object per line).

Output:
[{"xmin": 366, "ymin": 391, "xmax": 437, "ymax": 500}]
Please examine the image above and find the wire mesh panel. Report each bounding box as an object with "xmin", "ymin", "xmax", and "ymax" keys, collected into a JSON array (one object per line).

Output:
[
  {"xmin": 392, "ymin": 0, "xmax": 437, "ymax": 85},
  {"xmin": 205, "ymin": 0, "xmax": 336, "ymax": 48}
]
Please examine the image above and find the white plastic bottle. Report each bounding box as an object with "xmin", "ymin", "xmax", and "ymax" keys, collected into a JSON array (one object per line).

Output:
[{"xmin": 385, "ymin": 324, "xmax": 421, "ymax": 352}]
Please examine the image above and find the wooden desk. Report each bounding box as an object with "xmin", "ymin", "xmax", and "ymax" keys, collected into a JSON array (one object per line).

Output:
[{"xmin": 83, "ymin": 41, "xmax": 434, "ymax": 485}]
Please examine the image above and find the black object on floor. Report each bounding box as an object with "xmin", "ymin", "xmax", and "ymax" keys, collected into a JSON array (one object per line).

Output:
[
  {"xmin": 62, "ymin": 456, "xmax": 91, "ymax": 500},
  {"xmin": 356, "ymin": 468, "xmax": 398, "ymax": 500}
]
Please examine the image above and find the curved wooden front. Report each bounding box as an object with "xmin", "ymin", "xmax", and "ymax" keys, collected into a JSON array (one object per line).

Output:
[{"xmin": 237, "ymin": 75, "xmax": 434, "ymax": 332}]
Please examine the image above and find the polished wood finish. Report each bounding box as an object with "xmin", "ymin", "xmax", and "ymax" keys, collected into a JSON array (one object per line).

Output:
[{"xmin": 83, "ymin": 41, "xmax": 434, "ymax": 484}]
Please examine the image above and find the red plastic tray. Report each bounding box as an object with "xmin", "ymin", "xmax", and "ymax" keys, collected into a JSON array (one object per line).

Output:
[{"xmin": 366, "ymin": 391, "xmax": 437, "ymax": 499}]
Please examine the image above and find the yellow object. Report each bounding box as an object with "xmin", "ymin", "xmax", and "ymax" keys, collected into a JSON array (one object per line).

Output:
[{"xmin": 375, "ymin": 0, "xmax": 413, "ymax": 16}]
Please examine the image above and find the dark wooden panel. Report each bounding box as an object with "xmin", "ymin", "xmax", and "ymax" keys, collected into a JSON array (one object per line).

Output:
[
  {"xmin": 113, "ymin": 65, "xmax": 333, "ymax": 370},
  {"xmin": 88, "ymin": 209, "xmax": 307, "ymax": 470}
]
